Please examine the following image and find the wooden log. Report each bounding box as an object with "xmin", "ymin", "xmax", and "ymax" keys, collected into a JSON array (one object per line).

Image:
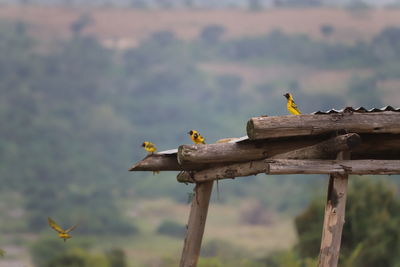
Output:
[
  {"xmin": 177, "ymin": 133, "xmax": 361, "ymax": 182},
  {"xmin": 318, "ymin": 151, "xmax": 350, "ymax": 267},
  {"xmin": 180, "ymin": 181, "xmax": 213, "ymax": 267},
  {"xmin": 177, "ymin": 138, "xmax": 322, "ymax": 165},
  {"xmin": 247, "ymin": 112, "xmax": 400, "ymax": 140},
  {"xmin": 178, "ymin": 133, "xmax": 360, "ymax": 164},
  {"xmin": 129, "ymin": 154, "xmax": 210, "ymax": 171},
  {"xmin": 177, "ymin": 159, "xmax": 400, "ymax": 183},
  {"xmin": 353, "ymin": 133, "xmax": 400, "ymax": 159},
  {"xmin": 268, "ymin": 133, "xmax": 360, "ymax": 160},
  {"xmin": 130, "ymin": 134, "xmax": 400, "ymax": 172}
]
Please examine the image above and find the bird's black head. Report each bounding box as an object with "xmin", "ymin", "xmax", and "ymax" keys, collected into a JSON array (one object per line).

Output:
[
  {"xmin": 193, "ymin": 133, "xmax": 199, "ymax": 139},
  {"xmin": 188, "ymin": 130, "xmax": 193, "ymax": 135},
  {"xmin": 284, "ymin": 93, "xmax": 290, "ymax": 99},
  {"xmin": 141, "ymin": 142, "xmax": 146, "ymax": 147}
]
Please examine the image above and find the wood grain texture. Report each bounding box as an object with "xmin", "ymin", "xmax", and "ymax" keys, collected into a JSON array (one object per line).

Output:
[
  {"xmin": 177, "ymin": 137, "xmax": 323, "ymax": 165},
  {"xmin": 130, "ymin": 134, "xmax": 400, "ymax": 172},
  {"xmin": 179, "ymin": 182, "xmax": 213, "ymax": 267},
  {"xmin": 177, "ymin": 134, "xmax": 361, "ymax": 182},
  {"xmin": 318, "ymin": 151, "xmax": 350, "ymax": 267},
  {"xmin": 247, "ymin": 112, "xmax": 400, "ymax": 140},
  {"xmin": 129, "ymin": 154, "xmax": 211, "ymax": 171},
  {"xmin": 177, "ymin": 159, "xmax": 400, "ymax": 183}
]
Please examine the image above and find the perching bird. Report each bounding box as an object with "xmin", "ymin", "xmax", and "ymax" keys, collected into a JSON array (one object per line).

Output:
[
  {"xmin": 284, "ymin": 93, "xmax": 301, "ymax": 115},
  {"xmin": 48, "ymin": 217, "xmax": 78, "ymax": 242},
  {"xmin": 142, "ymin": 142, "xmax": 159, "ymax": 174},
  {"xmin": 188, "ymin": 130, "xmax": 205, "ymax": 144},
  {"xmin": 142, "ymin": 141, "xmax": 157, "ymax": 154}
]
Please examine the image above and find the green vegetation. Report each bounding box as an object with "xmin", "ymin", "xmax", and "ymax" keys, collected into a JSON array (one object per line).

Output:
[
  {"xmin": 265, "ymin": 178, "xmax": 400, "ymax": 267},
  {"xmin": 0, "ymin": 12, "xmax": 400, "ymax": 265},
  {"xmin": 156, "ymin": 220, "xmax": 186, "ymax": 238},
  {"xmin": 30, "ymin": 237, "xmax": 127, "ymax": 267}
]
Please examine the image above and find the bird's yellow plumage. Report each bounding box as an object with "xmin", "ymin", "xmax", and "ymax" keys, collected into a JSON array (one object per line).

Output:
[
  {"xmin": 188, "ymin": 130, "xmax": 205, "ymax": 144},
  {"xmin": 284, "ymin": 93, "xmax": 301, "ymax": 115},
  {"xmin": 142, "ymin": 141, "xmax": 157, "ymax": 154},
  {"xmin": 48, "ymin": 217, "xmax": 78, "ymax": 242}
]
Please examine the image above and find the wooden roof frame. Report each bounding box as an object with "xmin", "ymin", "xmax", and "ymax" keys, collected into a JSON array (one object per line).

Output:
[{"xmin": 129, "ymin": 110, "xmax": 400, "ymax": 267}]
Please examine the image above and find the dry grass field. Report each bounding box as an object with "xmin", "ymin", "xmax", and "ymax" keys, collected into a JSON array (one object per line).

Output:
[
  {"xmin": 2, "ymin": 5, "xmax": 400, "ymax": 47},
  {"xmin": 123, "ymin": 198, "xmax": 296, "ymax": 266}
]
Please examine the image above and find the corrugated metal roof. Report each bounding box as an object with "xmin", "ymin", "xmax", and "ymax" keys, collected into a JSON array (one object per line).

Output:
[{"xmin": 313, "ymin": 105, "xmax": 400, "ymax": 114}]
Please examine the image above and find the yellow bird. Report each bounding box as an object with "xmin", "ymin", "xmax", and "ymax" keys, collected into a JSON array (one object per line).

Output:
[
  {"xmin": 142, "ymin": 141, "xmax": 159, "ymax": 174},
  {"xmin": 284, "ymin": 93, "xmax": 301, "ymax": 115},
  {"xmin": 48, "ymin": 217, "xmax": 78, "ymax": 242},
  {"xmin": 142, "ymin": 141, "xmax": 157, "ymax": 154},
  {"xmin": 188, "ymin": 130, "xmax": 205, "ymax": 144}
]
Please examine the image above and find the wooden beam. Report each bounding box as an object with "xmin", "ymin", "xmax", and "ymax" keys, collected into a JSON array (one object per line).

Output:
[
  {"xmin": 247, "ymin": 112, "xmax": 400, "ymax": 140},
  {"xmin": 318, "ymin": 151, "xmax": 350, "ymax": 267},
  {"xmin": 130, "ymin": 134, "xmax": 400, "ymax": 172},
  {"xmin": 353, "ymin": 133, "xmax": 400, "ymax": 159},
  {"xmin": 177, "ymin": 159, "xmax": 400, "ymax": 183},
  {"xmin": 180, "ymin": 181, "xmax": 213, "ymax": 267},
  {"xmin": 177, "ymin": 134, "xmax": 361, "ymax": 182},
  {"xmin": 177, "ymin": 137, "xmax": 323, "ymax": 165},
  {"xmin": 129, "ymin": 154, "xmax": 210, "ymax": 171},
  {"xmin": 268, "ymin": 133, "xmax": 360, "ymax": 160}
]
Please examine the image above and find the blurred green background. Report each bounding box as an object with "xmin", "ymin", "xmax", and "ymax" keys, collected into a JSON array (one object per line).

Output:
[{"xmin": 1, "ymin": 0, "xmax": 400, "ymax": 266}]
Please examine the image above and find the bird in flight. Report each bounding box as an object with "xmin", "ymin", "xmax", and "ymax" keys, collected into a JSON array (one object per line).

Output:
[
  {"xmin": 188, "ymin": 130, "xmax": 206, "ymax": 144},
  {"xmin": 284, "ymin": 93, "xmax": 301, "ymax": 115},
  {"xmin": 48, "ymin": 217, "xmax": 78, "ymax": 242},
  {"xmin": 142, "ymin": 141, "xmax": 157, "ymax": 154}
]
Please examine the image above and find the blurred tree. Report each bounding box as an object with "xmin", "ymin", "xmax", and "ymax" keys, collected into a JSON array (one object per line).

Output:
[
  {"xmin": 30, "ymin": 238, "xmax": 70, "ymax": 267},
  {"xmin": 150, "ymin": 30, "xmax": 176, "ymax": 46},
  {"xmin": 320, "ymin": 24, "xmax": 334, "ymax": 38},
  {"xmin": 371, "ymin": 26, "xmax": 400, "ymax": 63},
  {"xmin": 200, "ymin": 25, "xmax": 226, "ymax": 45},
  {"xmin": 295, "ymin": 178, "xmax": 400, "ymax": 267},
  {"xmin": 347, "ymin": 76, "xmax": 381, "ymax": 107},
  {"xmin": 248, "ymin": 0, "xmax": 263, "ymax": 11},
  {"xmin": 70, "ymin": 13, "xmax": 93, "ymax": 35},
  {"xmin": 105, "ymin": 248, "xmax": 127, "ymax": 267},
  {"xmin": 157, "ymin": 220, "xmax": 186, "ymax": 238},
  {"xmin": 45, "ymin": 248, "xmax": 109, "ymax": 267}
]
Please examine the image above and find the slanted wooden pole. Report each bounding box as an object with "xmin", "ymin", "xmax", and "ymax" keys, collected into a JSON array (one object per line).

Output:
[
  {"xmin": 180, "ymin": 181, "xmax": 214, "ymax": 267},
  {"xmin": 318, "ymin": 151, "xmax": 350, "ymax": 267}
]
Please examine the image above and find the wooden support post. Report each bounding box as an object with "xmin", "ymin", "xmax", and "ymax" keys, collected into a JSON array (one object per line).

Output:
[
  {"xmin": 180, "ymin": 181, "xmax": 213, "ymax": 267},
  {"xmin": 318, "ymin": 151, "xmax": 350, "ymax": 267}
]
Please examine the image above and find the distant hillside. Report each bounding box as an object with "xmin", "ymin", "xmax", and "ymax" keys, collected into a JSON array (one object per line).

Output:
[{"xmin": 3, "ymin": 6, "xmax": 400, "ymax": 48}]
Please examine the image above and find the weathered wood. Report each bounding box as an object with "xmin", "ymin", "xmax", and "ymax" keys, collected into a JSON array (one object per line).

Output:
[
  {"xmin": 178, "ymin": 133, "xmax": 359, "ymax": 164},
  {"xmin": 177, "ymin": 134, "xmax": 361, "ymax": 182},
  {"xmin": 268, "ymin": 133, "xmax": 360, "ymax": 160},
  {"xmin": 353, "ymin": 133, "xmax": 400, "ymax": 159},
  {"xmin": 247, "ymin": 112, "xmax": 400, "ymax": 140},
  {"xmin": 180, "ymin": 181, "xmax": 213, "ymax": 267},
  {"xmin": 130, "ymin": 134, "xmax": 400, "ymax": 172},
  {"xmin": 177, "ymin": 137, "xmax": 323, "ymax": 165},
  {"xmin": 177, "ymin": 159, "xmax": 400, "ymax": 183},
  {"xmin": 318, "ymin": 151, "xmax": 350, "ymax": 267},
  {"xmin": 129, "ymin": 154, "xmax": 210, "ymax": 171}
]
